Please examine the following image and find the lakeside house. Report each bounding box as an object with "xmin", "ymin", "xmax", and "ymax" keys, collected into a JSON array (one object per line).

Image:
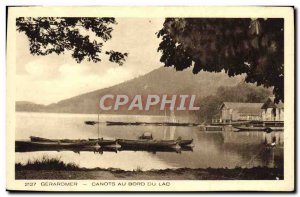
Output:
[
  {"xmin": 213, "ymin": 97, "xmax": 284, "ymax": 124},
  {"xmin": 218, "ymin": 102, "xmax": 264, "ymax": 123},
  {"xmin": 261, "ymin": 97, "xmax": 284, "ymax": 121}
]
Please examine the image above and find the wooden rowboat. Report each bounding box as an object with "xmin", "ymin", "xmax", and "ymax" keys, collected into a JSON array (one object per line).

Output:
[
  {"xmin": 16, "ymin": 140, "xmax": 97, "ymax": 149},
  {"xmin": 178, "ymin": 139, "xmax": 193, "ymax": 146},
  {"xmin": 88, "ymin": 138, "xmax": 117, "ymax": 146},
  {"xmin": 30, "ymin": 136, "xmax": 116, "ymax": 146},
  {"xmin": 15, "ymin": 141, "xmax": 118, "ymax": 152},
  {"xmin": 234, "ymin": 126, "xmax": 284, "ymax": 132},
  {"xmin": 234, "ymin": 126, "xmax": 267, "ymax": 131},
  {"xmin": 30, "ymin": 136, "xmax": 88, "ymax": 143},
  {"xmin": 30, "ymin": 136, "xmax": 56, "ymax": 142},
  {"xmin": 84, "ymin": 121, "xmax": 98, "ymax": 125},
  {"xmin": 137, "ymin": 132, "xmax": 193, "ymax": 147},
  {"xmin": 105, "ymin": 121, "xmax": 199, "ymax": 127},
  {"xmin": 117, "ymin": 139, "xmax": 178, "ymax": 149}
]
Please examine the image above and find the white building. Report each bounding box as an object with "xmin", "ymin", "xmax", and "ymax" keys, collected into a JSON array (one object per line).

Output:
[
  {"xmin": 261, "ymin": 97, "xmax": 284, "ymax": 121},
  {"xmin": 218, "ymin": 102, "xmax": 264, "ymax": 123}
]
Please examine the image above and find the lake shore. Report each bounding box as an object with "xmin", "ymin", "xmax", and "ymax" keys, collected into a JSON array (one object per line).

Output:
[{"xmin": 16, "ymin": 167, "xmax": 283, "ymax": 180}]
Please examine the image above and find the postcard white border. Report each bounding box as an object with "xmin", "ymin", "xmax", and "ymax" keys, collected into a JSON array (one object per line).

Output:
[{"xmin": 6, "ymin": 6, "xmax": 294, "ymax": 191}]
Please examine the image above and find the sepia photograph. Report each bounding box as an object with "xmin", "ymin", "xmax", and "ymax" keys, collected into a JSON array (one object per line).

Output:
[{"xmin": 6, "ymin": 6, "xmax": 294, "ymax": 192}]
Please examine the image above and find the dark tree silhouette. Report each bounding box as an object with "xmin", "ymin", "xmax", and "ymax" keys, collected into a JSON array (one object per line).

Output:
[
  {"xmin": 157, "ymin": 18, "xmax": 284, "ymax": 102},
  {"xmin": 16, "ymin": 17, "xmax": 128, "ymax": 65}
]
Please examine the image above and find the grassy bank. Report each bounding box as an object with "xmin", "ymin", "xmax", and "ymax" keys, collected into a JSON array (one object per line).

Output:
[
  {"xmin": 15, "ymin": 156, "xmax": 79, "ymax": 171},
  {"xmin": 15, "ymin": 157, "xmax": 283, "ymax": 180}
]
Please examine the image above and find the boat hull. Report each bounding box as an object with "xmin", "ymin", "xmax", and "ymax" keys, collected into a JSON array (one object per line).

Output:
[
  {"xmin": 178, "ymin": 139, "xmax": 193, "ymax": 146},
  {"xmin": 234, "ymin": 126, "xmax": 284, "ymax": 132},
  {"xmin": 117, "ymin": 139, "xmax": 178, "ymax": 148},
  {"xmin": 16, "ymin": 140, "xmax": 97, "ymax": 150},
  {"xmin": 199, "ymin": 125, "xmax": 224, "ymax": 132},
  {"xmin": 30, "ymin": 136, "xmax": 116, "ymax": 146},
  {"xmin": 234, "ymin": 127, "xmax": 266, "ymax": 131},
  {"xmin": 267, "ymin": 127, "xmax": 284, "ymax": 131},
  {"xmin": 106, "ymin": 121, "xmax": 199, "ymax": 127},
  {"xmin": 15, "ymin": 141, "xmax": 118, "ymax": 152},
  {"xmin": 88, "ymin": 139, "xmax": 117, "ymax": 146}
]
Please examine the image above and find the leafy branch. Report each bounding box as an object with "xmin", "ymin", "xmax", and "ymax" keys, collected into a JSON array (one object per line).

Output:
[{"xmin": 16, "ymin": 17, "xmax": 128, "ymax": 65}]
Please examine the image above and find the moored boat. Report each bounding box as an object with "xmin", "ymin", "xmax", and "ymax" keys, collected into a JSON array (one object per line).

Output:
[
  {"xmin": 178, "ymin": 139, "xmax": 193, "ymax": 146},
  {"xmin": 138, "ymin": 132, "xmax": 193, "ymax": 147},
  {"xmin": 30, "ymin": 136, "xmax": 56, "ymax": 142},
  {"xmin": 30, "ymin": 136, "xmax": 88, "ymax": 143},
  {"xmin": 117, "ymin": 139, "xmax": 178, "ymax": 149},
  {"xmin": 88, "ymin": 138, "xmax": 117, "ymax": 146},
  {"xmin": 199, "ymin": 125, "xmax": 224, "ymax": 132},
  {"xmin": 30, "ymin": 136, "xmax": 116, "ymax": 146},
  {"xmin": 17, "ymin": 140, "xmax": 97, "ymax": 149},
  {"xmin": 105, "ymin": 121, "xmax": 199, "ymax": 127},
  {"xmin": 84, "ymin": 121, "xmax": 98, "ymax": 125},
  {"xmin": 15, "ymin": 141, "xmax": 118, "ymax": 152},
  {"xmin": 234, "ymin": 126, "xmax": 284, "ymax": 132},
  {"xmin": 266, "ymin": 127, "xmax": 284, "ymax": 131},
  {"xmin": 234, "ymin": 126, "xmax": 267, "ymax": 131}
]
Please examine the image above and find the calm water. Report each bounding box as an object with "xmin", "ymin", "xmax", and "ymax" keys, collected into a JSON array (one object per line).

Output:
[{"xmin": 15, "ymin": 112, "xmax": 284, "ymax": 171}]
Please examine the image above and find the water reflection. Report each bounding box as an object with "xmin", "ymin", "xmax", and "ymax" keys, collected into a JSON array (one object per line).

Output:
[
  {"xmin": 16, "ymin": 144, "xmax": 194, "ymax": 154},
  {"xmin": 15, "ymin": 112, "xmax": 284, "ymax": 170}
]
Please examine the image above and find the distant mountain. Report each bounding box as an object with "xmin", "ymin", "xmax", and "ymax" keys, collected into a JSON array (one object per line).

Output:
[
  {"xmin": 16, "ymin": 67, "xmax": 245, "ymax": 115},
  {"xmin": 16, "ymin": 101, "xmax": 46, "ymax": 112}
]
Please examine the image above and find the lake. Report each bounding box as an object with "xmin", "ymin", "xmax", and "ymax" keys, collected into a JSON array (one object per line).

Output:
[{"xmin": 15, "ymin": 112, "xmax": 284, "ymax": 171}]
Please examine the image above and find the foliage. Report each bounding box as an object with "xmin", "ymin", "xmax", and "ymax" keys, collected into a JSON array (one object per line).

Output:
[
  {"xmin": 16, "ymin": 17, "xmax": 128, "ymax": 65},
  {"xmin": 196, "ymin": 83, "xmax": 272, "ymax": 122},
  {"xmin": 157, "ymin": 18, "xmax": 284, "ymax": 102}
]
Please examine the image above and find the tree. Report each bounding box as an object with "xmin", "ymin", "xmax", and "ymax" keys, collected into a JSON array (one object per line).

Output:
[
  {"xmin": 157, "ymin": 18, "xmax": 284, "ymax": 102},
  {"xmin": 195, "ymin": 82, "xmax": 272, "ymax": 122},
  {"xmin": 16, "ymin": 17, "xmax": 128, "ymax": 65}
]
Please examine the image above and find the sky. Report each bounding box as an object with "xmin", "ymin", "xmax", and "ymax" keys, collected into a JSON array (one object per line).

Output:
[{"xmin": 16, "ymin": 18, "xmax": 165, "ymax": 105}]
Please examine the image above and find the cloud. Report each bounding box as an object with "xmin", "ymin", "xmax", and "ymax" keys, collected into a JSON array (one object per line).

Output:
[
  {"xmin": 58, "ymin": 64, "xmax": 90, "ymax": 78},
  {"xmin": 17, "ymin": 63, "xmax": 134, "ymax": 104},
  {"xmin": 25, "ymin": 60, "xmax": 59, "ymax": 79}
]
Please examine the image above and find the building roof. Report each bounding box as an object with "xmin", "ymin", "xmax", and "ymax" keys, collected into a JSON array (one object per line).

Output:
[
  {"xmin": 219, "ymin": 102, "xmax": 264, "ymax": 114},
  {"xmin": 261, "ymin": 97, "xmax": 284, "ymax": 109}
]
